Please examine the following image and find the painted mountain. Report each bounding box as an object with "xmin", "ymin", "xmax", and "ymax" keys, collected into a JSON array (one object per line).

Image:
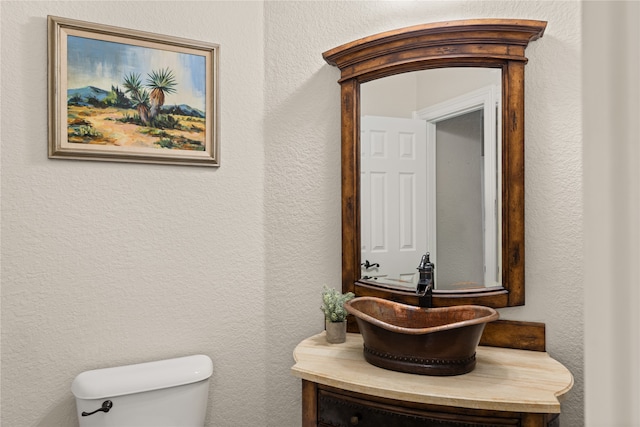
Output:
[{"xmin": 67, "ymin": 86, "xmax": 110, "ymax": 105}]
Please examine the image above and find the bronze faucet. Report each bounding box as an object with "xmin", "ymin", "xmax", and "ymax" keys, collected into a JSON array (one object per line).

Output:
[{"xmin": 416, "ymin": 253, "xmax": 435, "ymax": 308}]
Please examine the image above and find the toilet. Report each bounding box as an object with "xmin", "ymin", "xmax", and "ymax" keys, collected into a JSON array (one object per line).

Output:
[{"xmin": 72, "ymin": 354, "xmax": 213, "ymax": 427}]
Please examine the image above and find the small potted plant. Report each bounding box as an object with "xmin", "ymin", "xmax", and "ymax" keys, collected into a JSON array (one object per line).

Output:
[{"xmin": 320, "ymin": 285, "xmax": 355, "ymax": 344}]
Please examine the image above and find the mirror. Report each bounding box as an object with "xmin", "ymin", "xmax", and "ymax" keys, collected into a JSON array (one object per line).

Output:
[
  {"xmin": 360, "ymin": 68, "xmax": 502, "ymax": 290},
  {"xmin": 323, "ymin": 19, "xmax": 546, "ymax": 315}
]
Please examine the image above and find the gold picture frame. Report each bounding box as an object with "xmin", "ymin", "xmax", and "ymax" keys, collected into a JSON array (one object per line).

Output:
[{"xmin": 48, "ymin": 16, "xmax": 220, "ymax": 166}]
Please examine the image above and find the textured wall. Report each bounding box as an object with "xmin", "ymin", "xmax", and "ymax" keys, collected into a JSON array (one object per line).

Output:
[
  {"xmin": 1, "ymin": 1, "xmax": 266, "ymax": 426},
  {"xmin": 264, "ymin": 1, "xmax": 583, "ymax": 426}
]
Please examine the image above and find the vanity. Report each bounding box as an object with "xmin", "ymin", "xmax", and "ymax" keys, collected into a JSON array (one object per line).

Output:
[
  {"xmin": 292, "ymin": 18, "xmax": 574, "ymax": 426},
  {"xmin": 292, "ymin": 333, "xmax": 573, "ymax": 427}
]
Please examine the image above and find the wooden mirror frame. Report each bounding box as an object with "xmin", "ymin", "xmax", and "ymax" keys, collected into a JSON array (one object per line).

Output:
[{"xmin": 323, "ymin": 19, "xmax": 547, "ymax": 321}]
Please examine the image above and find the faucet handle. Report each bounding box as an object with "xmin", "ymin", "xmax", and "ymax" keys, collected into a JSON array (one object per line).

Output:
[
  {"xmin": 417, "ymin": 252, "xmax": 433, "ymax": 270},
  {"xmin": 361, "ymin": 260, "xmax": 380, "ymax": 269}
]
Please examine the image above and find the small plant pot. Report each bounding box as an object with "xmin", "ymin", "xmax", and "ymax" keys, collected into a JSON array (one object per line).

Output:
[{"xmin": 325, "ymin": 319, "xmax": 347, "ymax": 344}]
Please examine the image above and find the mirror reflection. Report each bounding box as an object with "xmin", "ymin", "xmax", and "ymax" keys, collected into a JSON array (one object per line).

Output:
[{"xmin": 360, "ymin": 68, "xmax": 502, "ymax": 291}]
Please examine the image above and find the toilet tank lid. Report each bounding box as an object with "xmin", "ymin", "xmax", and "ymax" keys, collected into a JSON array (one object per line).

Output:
[{"xmin": 72, "ymin": 355, "xmax": 213, "ymax": 399}]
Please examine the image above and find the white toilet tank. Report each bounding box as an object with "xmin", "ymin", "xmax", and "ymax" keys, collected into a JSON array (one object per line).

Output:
[{"xmin": 72, "ymin": 354, "xmax": 213, "ymax": 427}]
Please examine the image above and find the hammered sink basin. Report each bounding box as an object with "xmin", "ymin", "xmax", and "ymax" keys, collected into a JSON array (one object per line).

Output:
[{"xmin": 344, "ymin": 297, "xmax": 499, "ymax": 376}]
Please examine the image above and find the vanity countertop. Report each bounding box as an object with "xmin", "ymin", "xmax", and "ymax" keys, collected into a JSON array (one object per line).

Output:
[{"xmin": 291, "ymin": 332, "xmax": 573, "ymax": 414}]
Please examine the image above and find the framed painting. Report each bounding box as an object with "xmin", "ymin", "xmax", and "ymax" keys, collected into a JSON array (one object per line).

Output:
[{"xmin": 48, "ymin": 16, "xmax": 219, "ymax": 166}]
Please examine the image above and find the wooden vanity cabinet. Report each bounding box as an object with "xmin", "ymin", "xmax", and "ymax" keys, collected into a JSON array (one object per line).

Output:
[
  {"xmin": 292, "ymin": 333, "xmax": 573, "ymax": 427},
  {"xmin": 304, "ymin": 381, "xmax": 559, "ymax": 427}
]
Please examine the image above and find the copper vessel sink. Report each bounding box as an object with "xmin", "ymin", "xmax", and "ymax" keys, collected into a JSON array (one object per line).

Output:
[{"xmin": 344, "ymin": 297, "xmax": 499, "ymax": 376}]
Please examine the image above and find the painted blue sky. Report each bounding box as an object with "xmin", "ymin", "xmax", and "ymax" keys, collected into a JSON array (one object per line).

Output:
[{"xmin": 67, "ymin": 35, "xmax": 206, "ymax": 111}]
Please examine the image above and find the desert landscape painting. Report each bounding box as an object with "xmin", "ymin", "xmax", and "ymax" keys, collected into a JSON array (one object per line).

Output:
[{"xmin": 65, "ymin": 34, "xmax": 207, "ymax": 152}]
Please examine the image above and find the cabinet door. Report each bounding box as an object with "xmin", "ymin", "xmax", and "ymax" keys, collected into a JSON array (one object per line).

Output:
[{"xmin": 318, "ymin": 389, "xmax": 520, "ymax": 427}]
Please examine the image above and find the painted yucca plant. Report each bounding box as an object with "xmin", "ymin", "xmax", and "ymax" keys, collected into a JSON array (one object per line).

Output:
[
  {"xmin": 122, "ymin": 72, "xmax": 150, "ymax": 124},
  {"xmin": 122, "ymin": 72, "xmax": 143, "ymax": 97},
  {"xmin": 146, "ymin": 68, "xmax": 177, "ymax": 120},
  {"xmin": 130, "ymin": 89, "xmax": 151, "ymax": 125}
]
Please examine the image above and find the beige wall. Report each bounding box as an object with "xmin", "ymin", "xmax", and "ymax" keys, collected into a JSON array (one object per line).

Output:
[
  {"xmin": 1, "ymin": 1, "xmax": 267, "ymax": 426},
  {"xmin": 361, "ymin": 73, "xmax": 419, "ymax": 117},
  {"xmin": 8, "ymin": 1, "xmax": 634, "ymax": 426}
]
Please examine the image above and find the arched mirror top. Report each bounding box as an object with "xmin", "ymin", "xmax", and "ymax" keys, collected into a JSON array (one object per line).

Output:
[
  {"xmin": 323, "ymin": 19, "xmax": 546, "ymax": 318},
  {"xmin": 323, "ymin": 19, "xmax": 546, "ymax": 82}
]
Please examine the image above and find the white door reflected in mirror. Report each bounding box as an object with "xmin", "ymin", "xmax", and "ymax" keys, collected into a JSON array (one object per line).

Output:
[{"xmin": 361, "ymin": 116, "xmax": 428, "ymax": 285}]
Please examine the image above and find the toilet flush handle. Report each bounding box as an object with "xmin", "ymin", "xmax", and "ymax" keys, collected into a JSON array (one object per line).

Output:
[{"xmin": 81, "ymin": 400, "xmax": 113, "ymax": 416}]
